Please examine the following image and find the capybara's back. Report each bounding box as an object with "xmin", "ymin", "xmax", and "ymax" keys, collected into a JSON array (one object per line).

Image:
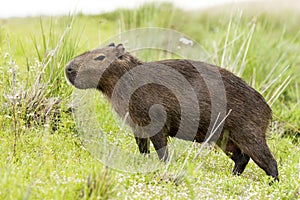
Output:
[{"xmin": 65, "ymin": 43, "xmax": 278, "ymax": 182}]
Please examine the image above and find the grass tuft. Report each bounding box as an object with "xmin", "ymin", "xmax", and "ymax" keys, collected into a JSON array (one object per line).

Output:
[{"xmin": 79, "ymin": 167, "xmax": 116, "ymax": 200}]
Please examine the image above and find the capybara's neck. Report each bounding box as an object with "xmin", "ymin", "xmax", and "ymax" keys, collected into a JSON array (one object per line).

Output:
[{"xmin": 98, "ymin": 53, "xmax": 143, "ymax": 98}]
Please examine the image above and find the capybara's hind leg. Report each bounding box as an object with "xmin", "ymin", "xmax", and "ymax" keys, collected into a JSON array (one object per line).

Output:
[
  {"xmin": 218, "ymin": 137, "xmax": 250, "ymax": 175},
  {"xmin": 150, "ymin": 131, "xmax": 169, "ymax": 162},
  {"xmin": 236, "ymin": 134, "xmax": 279, "ymax": 181}
]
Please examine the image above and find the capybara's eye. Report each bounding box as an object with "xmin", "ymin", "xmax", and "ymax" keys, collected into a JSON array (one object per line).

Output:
[{"xmin": 94, "ymin": 55, "xmax": 105, "ymax": 61}]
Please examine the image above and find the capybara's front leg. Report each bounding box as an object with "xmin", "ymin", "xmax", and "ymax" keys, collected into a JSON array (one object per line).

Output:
[
  {"xmin": 150, "ymin": 131, "xmax": 169, "ymax": 162},
  {"xmin": 218, "ymin": 137, "xmax": 250, "ymax": 175}
]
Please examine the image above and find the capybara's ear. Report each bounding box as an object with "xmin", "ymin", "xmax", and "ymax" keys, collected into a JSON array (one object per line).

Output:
[
  {"xmin": 108, "ymin": 42, "xmax": 115, "ymax": 47},
  {"xmin": 116, "ymin": 44, "xmax": 125, "ymax": 59}
]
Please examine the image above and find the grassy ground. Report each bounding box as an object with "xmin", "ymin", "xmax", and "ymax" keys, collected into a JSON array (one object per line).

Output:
[{"xmin": 0, "ymin": 2, "xmax": 299, "ymax": 199}]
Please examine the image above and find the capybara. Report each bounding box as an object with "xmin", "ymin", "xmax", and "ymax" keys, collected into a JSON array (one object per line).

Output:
[{"xmin": 65, "ymin": 43, "xmax": 279, "ymax": 181}]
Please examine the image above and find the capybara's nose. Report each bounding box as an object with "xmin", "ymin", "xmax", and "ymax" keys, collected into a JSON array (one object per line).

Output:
[{"xmin": 66, "ymin": 65, "xmax": 74, "ymax": 74}]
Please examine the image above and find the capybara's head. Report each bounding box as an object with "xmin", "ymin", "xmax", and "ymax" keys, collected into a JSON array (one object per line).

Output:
[{"xmin": 65, "ymin": 43, "xmax": 125, "ymax": 89}]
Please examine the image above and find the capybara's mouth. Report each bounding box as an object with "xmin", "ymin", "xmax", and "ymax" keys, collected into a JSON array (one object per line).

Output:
[
  {"xmin": 65, "ymin": 63, "xmax": 78, "ymax": 86},
  {"xmin": 65, "ymin": 69, "xmax": 77, "ymax": 86},
  {"xmin": 65, "ymin": 72, "xmax": 92, "ymax": 90}
]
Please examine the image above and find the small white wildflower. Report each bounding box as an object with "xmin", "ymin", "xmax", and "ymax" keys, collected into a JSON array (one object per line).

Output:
[
  {"xmin": 179, "ymin": 37, "xmax": 193, "ymax": 46},
  {"xmin": 49, "ymin": 50, "xmax": 55, "ymax": 56}
]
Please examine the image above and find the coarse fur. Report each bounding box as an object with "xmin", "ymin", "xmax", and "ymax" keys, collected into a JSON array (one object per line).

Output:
[{"xmin": 65, "ymin": 43, "xmax": 279, "ymax": 181}]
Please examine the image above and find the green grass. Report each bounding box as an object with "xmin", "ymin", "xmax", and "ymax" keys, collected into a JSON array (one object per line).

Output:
[{"xmin": 0, "ymin": 2, "xmax": 299, "ymax": 199}]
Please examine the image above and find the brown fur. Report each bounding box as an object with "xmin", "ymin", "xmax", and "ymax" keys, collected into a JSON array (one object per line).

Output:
[{"xmin": 65, "ymin": 43, "xmax": 279, "ymax": 181}]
